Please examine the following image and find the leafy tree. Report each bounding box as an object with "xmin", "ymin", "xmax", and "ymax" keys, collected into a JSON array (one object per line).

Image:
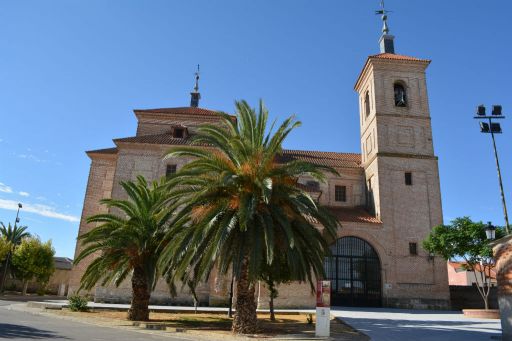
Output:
[
  {"xmin": 0, "ymin": 222, "xmax": 30, "ymax": 292},
  {"xmin": 74, "ymin": 176, "xmax": 184, "ymax": 321},
  {"xmin": 423, "ymin": 217, "xmax": 505, "ymax": 310},
  {"xmin": 260, "ymin": 253, "xmax": 292, "ymax": 321},
  {"xmin": 0, "ymin": 237, "xmax": 10, "ymax": 263},
  {"xmin": 11, "ymin": 236, "xmax": 55, "ymax": 295},
  {"xmin": 162, "ymin": 100, "xmax": 338, "ymax": 333}
]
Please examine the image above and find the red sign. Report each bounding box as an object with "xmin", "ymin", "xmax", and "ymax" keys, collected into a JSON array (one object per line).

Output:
[{"xmin": 316, "ymin": 280, "xmax": 331, "ymax": 307}]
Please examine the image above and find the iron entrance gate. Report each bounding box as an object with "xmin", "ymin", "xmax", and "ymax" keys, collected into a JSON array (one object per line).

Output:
[{"xmin": 324, "ymin": 236, "xmax": 382, "ymax": 307}]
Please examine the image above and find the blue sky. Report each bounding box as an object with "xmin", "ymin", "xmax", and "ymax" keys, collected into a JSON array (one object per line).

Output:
[{"xmin": 0, "ymin": 1, "xmax": 510, "ymax": 258}]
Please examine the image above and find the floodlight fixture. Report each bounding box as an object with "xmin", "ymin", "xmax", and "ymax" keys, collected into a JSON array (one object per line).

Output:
[
  {"xmin": 492, "ymin": 105, "xmax": 502, "ymax": 116},
  {"xmin": 480, "ymin": 122, "xmax": 490, "ymax": 133},
  {"xmin": 491, "ymin": 123, "xmax": 502, "ymax": 134},
  {"xmin": 477, "ymin": 105, "xmax": 486, "ymax": 116}
]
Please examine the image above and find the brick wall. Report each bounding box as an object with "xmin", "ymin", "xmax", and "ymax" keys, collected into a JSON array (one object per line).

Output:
[{"xmin": 449, "ymin": 285, "xmax": 498, "ymax": 310}]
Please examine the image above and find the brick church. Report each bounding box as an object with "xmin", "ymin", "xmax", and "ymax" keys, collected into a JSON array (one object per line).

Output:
[{"xmin": 69, "ymin": 14, "xmax": 450, "ymax": 309}]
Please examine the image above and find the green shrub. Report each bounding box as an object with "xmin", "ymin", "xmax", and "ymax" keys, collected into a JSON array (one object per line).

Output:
[
  {"xmin": 36, "ymin": 286, "xmax": 47, "ymax": 296},
  {"xmin": 68, "ymin": 294, "xmax": 89, "ymax": 312}
]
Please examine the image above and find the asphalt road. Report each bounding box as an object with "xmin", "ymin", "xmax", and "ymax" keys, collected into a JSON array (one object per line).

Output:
[{"xmin": 0, "ymin": 300, "xmax": 190, "ymax": 341}]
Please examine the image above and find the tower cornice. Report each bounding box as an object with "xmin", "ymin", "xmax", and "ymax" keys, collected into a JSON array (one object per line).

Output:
[{"xmin": 354, "ymin": 53, "xmax": 431, "ymax": 92}]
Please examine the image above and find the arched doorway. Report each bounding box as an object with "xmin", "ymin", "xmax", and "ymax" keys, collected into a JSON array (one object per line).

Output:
[{"xmin": 324, "ymin": 236, "xmax": 382, "ymax": 307}]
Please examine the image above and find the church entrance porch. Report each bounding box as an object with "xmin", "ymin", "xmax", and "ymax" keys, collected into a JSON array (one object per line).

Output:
[{"xmin": 324, "ymin": 236, "xmax": 382, "ymax": 307}]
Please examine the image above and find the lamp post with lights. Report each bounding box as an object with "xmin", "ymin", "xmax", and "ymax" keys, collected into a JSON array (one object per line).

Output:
[
  {"xmin": 485, "ymin": 221, "xmax": 497, "ymax": 241},
  {"xmin": 474, "ymin": 105, "xmax": 509, "ymax": 234}
]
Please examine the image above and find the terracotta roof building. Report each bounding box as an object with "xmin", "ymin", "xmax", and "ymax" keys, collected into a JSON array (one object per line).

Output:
[{"xmin": 447, "ymin": 261, "xmax": 497, "ymax": 287}]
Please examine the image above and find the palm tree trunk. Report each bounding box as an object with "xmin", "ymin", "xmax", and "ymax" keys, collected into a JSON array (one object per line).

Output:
[
  {"xmin": 269, "ymin": 294, "xmax": 275, "ymax": 321},
  {"xmin": 128, "ymin": 267, "xmax": 150, "ymax": 321},
  {"xmin": 232, "ymin": 258, "xmax": 257, "ymax": 334}
]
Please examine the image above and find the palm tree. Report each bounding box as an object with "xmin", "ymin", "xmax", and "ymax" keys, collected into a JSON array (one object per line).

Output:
[
  {"xmin": 0, "ymin": 222, "xmax": 30, "ymax": 247},
  {"xmin": 0, "ymin": 222, "xmax": 30, "ymax": 292},
  {"xmin": 162, "ymin": 100, "xmax": 339, "ymax": 334},
  {"xmin": 74, "ymin": 176, "xmax": 184, "ymax": 321}
]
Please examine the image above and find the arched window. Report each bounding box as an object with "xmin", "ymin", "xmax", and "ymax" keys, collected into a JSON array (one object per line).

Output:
[
  {"xmin": 394, "ymin": 83, "xmax": 407, "ymax": 107},
  {"xmin": 364, "ymin": 91, "xmax": 370, "ymax": 117}
]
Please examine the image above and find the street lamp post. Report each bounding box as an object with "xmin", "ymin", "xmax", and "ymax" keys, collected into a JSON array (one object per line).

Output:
[
  {"xmin": 474, "ymin": 105, "xmax": 510, "ymax": 234},
  {"xmin": 485, "ymin": 221, "xmax": 496, "ymax": 241},
  {"xmin": 0, "ymin": 203, "xmax": 23, "ymax": 293}
]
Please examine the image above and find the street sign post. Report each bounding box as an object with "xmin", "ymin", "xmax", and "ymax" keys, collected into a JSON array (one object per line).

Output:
[{"xmin": 315, "ymin": 280, "xmax": 331, "ymax": 337}]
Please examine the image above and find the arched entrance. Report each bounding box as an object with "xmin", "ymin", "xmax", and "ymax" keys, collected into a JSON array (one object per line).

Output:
[{"xmin": 324, "ymin": 236, "xmax": 382, "ymax": 307}]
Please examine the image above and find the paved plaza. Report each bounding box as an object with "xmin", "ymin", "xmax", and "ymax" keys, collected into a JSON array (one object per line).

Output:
[
  {"xmin": 331, "ymin": 307, "xmax": 502, "ymax": 341},
  {"xmin": 0, "ymin": 298, "xmax": 503, "ymax": 341}
]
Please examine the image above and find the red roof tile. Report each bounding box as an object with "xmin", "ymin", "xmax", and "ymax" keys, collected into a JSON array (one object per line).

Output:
[
  {"xmin": 279, "ymin": 149, "xmax": 361, "ymax": 169},
  {"xmin": 355, "ymin": 53, "xmax": 431, "ymax": 91},
  {"xmin": 134, "ymin": 107, "xmax": 235, "ymax": 118},
  {"xmin": 306, "ymin": 206, "xmax": 381, "ymax": 225},
  {"xmin": 114, "ymin": 134, "xmax": 199, "ymax": 145},
  {"xmin": 448, "ymin": 261, "xmax": 496, "ymax": 279},
  {"xmin": 86, "ymin": 147, "xmax": 118, "ymax": 155},
  {"xmin": 327, "ymin": 206, "xmax": 382, "ymax": 224},
  {"xmin": 369, "ymin": 53, "xmax": 431, "ymax": 63},
  {"xmin": 113, "ymin": 134, "xmax": 362, "ymax": 169}
]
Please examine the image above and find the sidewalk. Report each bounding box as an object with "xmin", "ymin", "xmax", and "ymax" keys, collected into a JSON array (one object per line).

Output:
[
  {"xmin": 330, "ymin": 307, "xmax": 501, "ymax": 341},
  {"xmin": 2, "ymin": 300, "xmax": 368, "ymax": 341},
  {"xmin": 27, "ymin": 299, "xmax": 316, "ymax": 314}
]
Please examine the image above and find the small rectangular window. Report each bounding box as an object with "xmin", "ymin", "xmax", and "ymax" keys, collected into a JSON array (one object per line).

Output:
[
  {"xmin": 173, "ymin": 128, "xmax": 184, "ymax": 138},
  {"xmin": 166, "ymin": 164, "xmax": 177, "ymax": 177},
  {"xmin": 334, "ymin": 185, "xmax": 347, "ymax": 202},
  {"xmin": 405, "ymin": 172, "xmax": 412, "ymax": 186},
  {"xmin": 409, "ymin": 242, "xmax": 418, "ymax": 256}
]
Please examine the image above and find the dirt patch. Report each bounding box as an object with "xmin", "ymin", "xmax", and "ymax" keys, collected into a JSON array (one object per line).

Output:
[{"xmin": 51, "ymin": 309, "xmax": 368, "ymax": 340}]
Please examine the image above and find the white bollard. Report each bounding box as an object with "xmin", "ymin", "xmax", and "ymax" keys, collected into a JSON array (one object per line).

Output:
[
  {"xmin": 58, "ymin": 283, "xmax": 66, "ymax": 296},
  {"xmin": 315, "ymin": 307, "xmax": 330, "ymax": 337},
  {"xmin": 315, "ymin": 280, "xmax": 331, "ymax": 337}
]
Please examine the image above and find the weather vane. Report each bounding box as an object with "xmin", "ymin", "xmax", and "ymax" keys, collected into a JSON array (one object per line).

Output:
[
  {"xmin": 375, "ymin": 0, "xmax": 392, "ymax": 35},
  {"xmin": 193, "ymin": 64, "xmax": 200, "ymax": 93}
]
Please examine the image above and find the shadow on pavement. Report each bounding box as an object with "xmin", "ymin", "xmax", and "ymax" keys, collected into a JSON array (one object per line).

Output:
[
  {"xmin": 0, "ymin": 294, "xmax": 65, "ymax": 303},
  {"xmin": 332, "ymin": 306, "xmax": 467, "ymax": 315},
  {"xmin": 340, "ymin": 317, "xmax": 501, "ymax": 341},
  {"xmin": 0, "ymin": 323, "xmax": 71, "ymax": 339}
]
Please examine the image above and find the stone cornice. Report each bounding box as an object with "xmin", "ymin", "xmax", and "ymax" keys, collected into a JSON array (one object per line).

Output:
[{"xmin": 363, "ymin": 152, "xmax": 438, "ymax": 168}]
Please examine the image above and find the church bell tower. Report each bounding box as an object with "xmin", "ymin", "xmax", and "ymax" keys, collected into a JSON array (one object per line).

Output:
[{"xmin": 353, "ymin": 4, "xmax": 449, "ymax": 307}]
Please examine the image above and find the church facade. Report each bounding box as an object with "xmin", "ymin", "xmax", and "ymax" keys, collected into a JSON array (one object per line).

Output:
[{"xmin": 69, "ymin": 26, "xmax": 450, "ymax": 309}]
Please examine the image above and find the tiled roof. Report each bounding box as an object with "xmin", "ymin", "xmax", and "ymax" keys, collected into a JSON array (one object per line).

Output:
[
  {"xmin": 134, "ymin": 107, "xmax": 235, "ymax": 118},
  {"xmin": 54, "ymin": 257, "xmax": 73, "ymax": 270},
  {"xmin": 369, "ymin": 53, "xmax": 431, "ymax": 63},
  {"xmin": 279, "ymin": 149, "xmax": 361, "ymax": 168},
  {"xmin": 86, "ymin": 147, "xmax": 118, "ymax": 155},
  {"xmin": 306, "ymin": 206, "xmax": 381, "ymax": 225},
  {"xmin": 327, "ymin": 206, "xmax": 382, "ymax": 224},
  {"xmin": 113, "ymin": 134, "xmax": 362, "ymax": 169},
  {"xmin": 114, "ymin": 134, "xmax": 199, "ymax": 145},
  {"xmin": 448, "ymin": 261, "xmax": 496, "ymax": 279}
]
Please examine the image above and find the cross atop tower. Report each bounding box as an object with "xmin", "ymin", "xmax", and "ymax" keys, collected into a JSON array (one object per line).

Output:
[
  {"xmin": 190, "ymin": 64, "xmax": 201, "ymax": 108},
  {"xmin": 375, "ymin": 0, "xmax": 395, "ymax": 54}
]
